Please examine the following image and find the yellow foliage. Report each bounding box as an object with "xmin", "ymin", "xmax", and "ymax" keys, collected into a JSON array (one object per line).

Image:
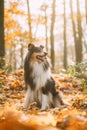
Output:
[{"xmin": 8, "ymin": 2, "xmax": 25, "ymax": 15}]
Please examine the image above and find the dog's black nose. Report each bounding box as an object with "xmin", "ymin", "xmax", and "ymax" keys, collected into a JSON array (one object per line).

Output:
[{"xmin": 44, "ymin": 52, "xmax": 47, "ymax": 56}]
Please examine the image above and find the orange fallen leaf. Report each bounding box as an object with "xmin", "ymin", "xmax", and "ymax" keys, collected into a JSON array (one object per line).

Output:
[{"xmin": 57, "ymin": 114, "xmax": 87, "ymax": 130}]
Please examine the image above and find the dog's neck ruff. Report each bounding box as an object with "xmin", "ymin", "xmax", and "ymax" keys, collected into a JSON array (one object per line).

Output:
[{"xmin": 30, "ymin": 61, "xmax": 51, "ymax": 90}]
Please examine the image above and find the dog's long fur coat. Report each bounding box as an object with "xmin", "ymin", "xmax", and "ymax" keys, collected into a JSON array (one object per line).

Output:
[{"xmin": 23, "ymin": 44, "xmax": 63, "ymax": 110}]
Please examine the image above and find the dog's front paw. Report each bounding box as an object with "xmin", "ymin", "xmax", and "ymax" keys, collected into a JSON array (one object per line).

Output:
[
  {"xmin": 41, "ymin": 104, "xmax": 50, "ymax": 110},
  {"xmin": 23, "ymin": 103, "xmax": 28, "ymax": 109}
]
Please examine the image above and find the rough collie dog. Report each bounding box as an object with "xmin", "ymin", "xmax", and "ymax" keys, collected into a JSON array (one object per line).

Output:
[{"xmin": 23, "ymin": 43, "xmax": 64, "ymax": 110}]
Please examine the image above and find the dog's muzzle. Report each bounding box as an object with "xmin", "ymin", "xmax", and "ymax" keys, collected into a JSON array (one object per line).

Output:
[{"xmin": 36, "ymin": 52, "xmax": 47, "ymax": 62}]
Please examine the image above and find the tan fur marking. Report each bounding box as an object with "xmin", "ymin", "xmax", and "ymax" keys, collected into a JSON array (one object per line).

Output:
[{"xmin": 30, "ymin": 52, "xmax": 44, "ymax": 63}]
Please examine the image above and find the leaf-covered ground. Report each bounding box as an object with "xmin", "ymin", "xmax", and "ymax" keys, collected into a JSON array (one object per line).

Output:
[{"xmin": 0, "ymin": 69, "xmax": 87, "ymax": 130}]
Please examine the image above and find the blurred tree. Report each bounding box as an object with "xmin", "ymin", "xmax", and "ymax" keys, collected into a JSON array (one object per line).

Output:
[
  {"xmin": 20, "ymin": 38, "xmax": 24, "ymax": 68},
  {"xmin": 85, "ymin": 0, "xmax": 87, "ymax": 24},
  {"xmin": 5, "ymin": 2, "xmax": 25, "ymax": 70},
  {"xmin": 70, "ymin": 0, "xmax": 77, "ymax": 62},
  {"xmin": 26, "ymin": 0, "xmax": 32, "ymax": 42},
  {"xmin": 76, "ymin": 0, "xmax": 83, "ymax": 63},
  {"xmin": 63, "ymin": 0, "xmax": 67, "ymax": 69},
  {"xmin": 50, "ymin": 0, "xmax": 56, "ymax": 70},
  {"xmin": 0, "ymin": 0, "xmax": 5, "ymax": 69},
  {"xmin": 13, "ymin": 44, "xmax": 16, "ymax": 70},
  {"xmin": 40, "ymin": 3, "xmax": 48, "ymax": 52},
  {"xmin": 70, "ymin": 0, "xmax": 83, "ymax": 63}
]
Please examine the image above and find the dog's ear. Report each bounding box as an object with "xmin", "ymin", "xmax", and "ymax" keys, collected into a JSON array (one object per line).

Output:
[
  {"xmin": 28, "ymin": 43, "xmax": 34, "ymax": 50},
  {"xmin": 40, "ymin": 45, "xmax": 44, "ymax": 49}
]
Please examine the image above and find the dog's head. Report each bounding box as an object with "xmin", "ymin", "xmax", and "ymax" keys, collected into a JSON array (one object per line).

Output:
[{"xmin": 28, "ymin": 43, "xmax": 47, "ymax": 63}]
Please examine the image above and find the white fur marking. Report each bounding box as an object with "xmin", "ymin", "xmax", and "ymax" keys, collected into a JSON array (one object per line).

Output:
[
  {"xmin": 30, "ymin": 62, "xmax": 51, "ymax": 90},
  {"xmin": 41, "ymin": 93, "xmax": 53, "ymax": 110},
  {"xmin": 23, "ymin": 86, "xmax": 38, "ymax": 109},
  {"xmin": 23, "ymin": 87, "xmax": 31, "ymax": 109},
  {"xmin": 41, "ymin": 94, "xmax": 49, "ymax": 110}
]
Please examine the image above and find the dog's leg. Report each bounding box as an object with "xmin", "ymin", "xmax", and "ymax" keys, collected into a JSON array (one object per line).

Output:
[
  {"xmin": 41, "ymin": 91, "xmax": 54, "ymax": 110},
  {"xmin": 41, "ymin": 94, "xmax": 50, "ymax": 110},
  {"xmin": 23, "ymin": 87, "xmax": 31, "ymax": 109}
]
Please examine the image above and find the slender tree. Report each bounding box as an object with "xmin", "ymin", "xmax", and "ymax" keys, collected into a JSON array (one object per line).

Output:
[
  {"xmin": 0, "ymin": 0, "xmax": 5, "ymax": 69},
  {"xmin": 83, "ymin": 0, "xmax": 87, "ymax": 52},
  {"xmin": 85, "ymin": 0, "xmax": 87, "ymax": 24},
  {"xmin": 44, "ymin": 5, "xmax": 48, "ymax": 52},
  {"xmin": 26, "ymin": 0, "xmax": 32, "ymax": 42},
  {"xmin": 50, "ymin": 0, "xmax": 56, "ymax": 70},
  {"xmin": 40, "ymin": 4, "xmax": 48, "ymax": 52},
  {"xmin": 70, "ymin": 0, "xmax": 77, "ymax": 62},
  {"xmin": 70, "ymin": 0, "xmax": 83, "ymax": 63},
  {"xmin": 20, "ymin": 39, "xmax": 24, "ymax": 68},
  {"xmin": 76, "ymin": 0, "xmax": 83, "ymax": 63},
  {"xmin": 63, "ymin": 0, "xmax": 67, "ymax": 69}
]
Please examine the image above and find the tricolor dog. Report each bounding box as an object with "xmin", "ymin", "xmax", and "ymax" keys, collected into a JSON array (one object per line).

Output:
[{"xmin": 23, "ymin": 43, "xmax": 64, "ymax": 110}]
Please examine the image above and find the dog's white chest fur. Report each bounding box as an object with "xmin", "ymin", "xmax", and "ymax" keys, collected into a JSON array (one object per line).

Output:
[{"xmin": 30, "ymin": 62, "xmax": 51, "ymax": 90}]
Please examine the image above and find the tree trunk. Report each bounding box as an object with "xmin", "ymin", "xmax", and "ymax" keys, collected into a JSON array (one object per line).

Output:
[
  {"xmin": 26, "ymin": 0, "xmax": 32, "ymax": 43},
  {"xmin": 45, "ymin": 8, "xmax": 48, "ymax": 52},
  {"xmin": 76, "ymin": 0, "xmax": 83, "ymax": 63},
  {"xmin": 0, "ymin": 0, "xmax": 5, "ymax": 69},
  {"xmin": 40, "ymin": 4, "xmax": 48, "ymax": 52},
  {"xmin": 70, "ymin": 0, "xmax": 83, "ymax": 63},
  {"xmin": 20, "ymin": 43, "xmax": 24, "ymax": 68},
  {"xmin": 50, "ymin": 0, "xmax": 56, "ymax": 70},
  {"xmin": 85, "ymin": 0, "xmax": 87, "ymax": 24},
  {"xmin": 70, "ymin": 0, "xmax": 77, "ymax": 63},
  {"xmin": 63, "ymin": 0, "xmax": 67, "ymax": 69},
  {"xmin": 13, "ymin": 44, "xmax": 16, "ymax": 70}
]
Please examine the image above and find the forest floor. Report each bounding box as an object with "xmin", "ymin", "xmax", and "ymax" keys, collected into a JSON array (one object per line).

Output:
[{"xmin": 0, "ymin": 69, "xmax": 87, "ymax": 130}]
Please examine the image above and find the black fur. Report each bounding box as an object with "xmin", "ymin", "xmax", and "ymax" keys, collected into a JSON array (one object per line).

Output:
[
  {"xmin": 42, "ymin": 77, "xmax": 56, "ymax": 95},
  {"xmin": 24, "ymin": 53, "xmax": 36, "ymax": 90},
  {"xmin": 43, "ymin": 60, "xmax": 50, "ymax": 71},
  {"xmin": 42, "ymin": 77, "xmax": 64, "ymax": 107}
]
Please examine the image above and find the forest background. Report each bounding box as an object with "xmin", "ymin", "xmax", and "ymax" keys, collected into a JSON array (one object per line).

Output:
[
  {"xmin": 1, "ymin": 1, "xmax": 87, "ymax": 130},
  {"xmin": 0, "ymin": 0, "xmax": 87, "ymax": 71}
]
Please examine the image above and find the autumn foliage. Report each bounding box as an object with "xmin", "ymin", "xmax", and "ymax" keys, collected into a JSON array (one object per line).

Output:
[
  {"xmin": 0, "ymin": 69, "xmax": 87, "ymax": 130},
  {"xmin": 1, "ymin": 1, "xmax": 87, "ymax": 129}
]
